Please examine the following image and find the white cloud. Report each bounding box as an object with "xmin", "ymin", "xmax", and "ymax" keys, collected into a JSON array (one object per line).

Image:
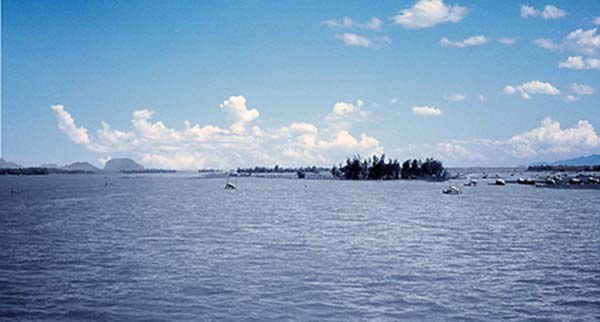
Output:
[
  {"xmin": 520, "ymin": 5, "xmax": 538, "ymax": 18},
  {"xmin": 443, "ymin": 93, "xmax": 465, "ymax": 101},
  {"xmin": 412, "ymin": 106, "xmax": 442, "ymax": 116},
  {"xmin": 558, "ymin": 56, "xmax": 600, "ymax": 70},
  {"xmin": 407, "ymin": 118, "xmax": 600, "ymax": 165},
  {"xmin": 335, "ymin": 33, "xmax": 371, "ymax": 47},
  {"xmin": 219, "ymin": 96, "xmax": 260, "ymax": 134},
  {"xmin": 334, "ymin": 33, "xmax": 390, "ymax": 48},
  {"xmin": 322, "ymin": 16, "xmax": 383, "ymax": 31},
  {"xmin": 563, "ymin": 95, "xmax": 579, "ymax": 103},
  {"xmin": 521, "ymin": 5, "xmax": 566, "ymax": 19},
  {"xmin": 436, "ymin": 142, "xmax": 483, "ymax": 161},
  {"xmin": 50, "ymin": 105, "xmax": 91, "ymax": 145},
  {"xmin": 535, "ymin": 28, "xmax": 600, "ymax": 55},
  {"xmin": 51, "ymin": 97, "xmax": 384, "ymax": 169},
  {"xmin": 440, "ymin": 35, "xmax": 488, "ymax": 48},
  {"xmin": 389, "ymin": 97, "xmax": 399, "ymax": 104},
  {"xmin": 594, "ymin": 17, "xmax": 600, "ymax": 26},
  {"xmin": 506, "ymin": 118, "xmax": 600, "ymax": 157},
  {"xmin": 541, "ymin": 5, "xmax": 566, "ymax": 19},
  {"xmin": 502, "ymin": 80, "xmax": 560, "ymax": 99},
  {"xmin": 478, "ymin": 95, "xmax": 487, "ymax": 101},
  {"xmin": 502, "ymin": 85, "xmax": 517, "ymax": 95},
  {"xmin": 289, "ymin": 122, "xmax": 318, "ymax": 134},
  {"xmin": 325, "ymin": 99, "xmax": 370, "ymax": 129},
  {"xmin": 497, "ymin": 37, "xmax": 518, "ymax": 45},
  {"xmin": 322, "ymin": 16, "xmax": 354, "ymax": 28},
  {"xmin": 570, "ymin": 83, "xmax": 594, "ymax": 95},
  {"xmin": 364, "ymin": 17, "xmax": 383, "ymax": 31},
  {"xmin": 391, "ymin": 0, "xmax": 468, "ymax": 29}
]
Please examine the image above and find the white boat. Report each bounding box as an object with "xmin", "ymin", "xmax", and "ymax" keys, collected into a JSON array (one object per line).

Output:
[
  {"xmin": 224, "ymin": 176, "xmax": 237, "ymax": 190},
  {"xmin": 464, "ymin": 179, "xmax": 478, "ymax": 187},
  {"xmin": 443, "ymin": 185, "xmax": 461, "ymax": 195},
  {"xmin": 495, "ymin": 179, "xmax": 506, "ymax": 186}
]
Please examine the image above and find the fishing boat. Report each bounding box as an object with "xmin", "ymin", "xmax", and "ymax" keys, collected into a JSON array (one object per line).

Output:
[
  {"xmin": 442, "ymin": 185, "xmax": 461, "ymax": 195},
  {"xmin": 494, "ymin": 179, "xmax": 506, "ymax": 186}
]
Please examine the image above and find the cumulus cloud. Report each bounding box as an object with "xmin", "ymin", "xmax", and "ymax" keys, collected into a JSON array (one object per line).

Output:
[
  {"xmin": 440, "ymin": 35, "xmax": 487, "ymax": 48},
  {"xmin": 506, "ymin": 118, "xmax": 599, "ymax": 157},
  {"xmin": 403, "ymin": 118, "xmax": 600, "ymax": 166},
  {"xmin": 391, "ymin": 0, "xmax": 468, "ymax": 29},
  {"xmin": 389, "ymin": 97, "xmax": 399, "ymax": 104},
  {"xmin": 521, "ymin": 5, "xmax": 566, "ymax": 19},
  {"xmin": 51, "ymin": 97, "xmax": 384, "ymax": 169},
  {"xmin": 51, "ymin": 105, "xmax": 91, "ymax": 145},
  {"xmin": 436, "ymin": 142, "xmax": 484, "ymax": 161},
  {"xmin": 443, "ymin": 93, "xmax": 465, "ymax": 101},
  {"xmin": 558, "ymin": 56, "xmax": 600, "ymax": 70},
  {"xmin": 497, "ymin": 37, "xmax": 518, "ymax": 45},
  {"xmin": 570, "ymin": 83, "xmax": 594, "ymax": 95},
  {"xmin": 534, "ymin": 28, "xmax": 600, "ymax": 55},
  {"xmin": 412, "ymin": 106, "xmax": 442, "ymax": 116},
  {"xmin": 289, "ymin": 122, "xmax": 318, "ymax": 135},
  {"xmin": 219, "ymin": 96, "xmax": 259, "ymax": 134},
  {"xmin": 325, "ymin": 99, "xmax": 370, "ymax": 129},
  {"xmin": 502, "ymin": 80, "xmax": 560, "ymax": 99}
]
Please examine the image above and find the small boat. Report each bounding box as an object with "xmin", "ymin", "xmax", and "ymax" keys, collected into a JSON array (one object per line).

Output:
[
  {"xmin": 517, "ymin": 178, "xmax": 535, "ymax": 185},
  {"xmin": 569, "ymin": 178, "xmax": 581, "ymax": 185},
  {"xmin": 588, "ymin": 177, "xmax": 600, "ymax": 184},
  {"xmin": 224, "ymin": 176, "xmax": 237, "ymax": 190},
  {"xmin": 442, "ymin": 185, "xmax": 461, "ymax": 195},
  {"xmin": 464, "ymin": 179, "xmax": 478, "ymax": 187},
  {"xmin": 494, "ymin": 179, "xmax": 506, "ymax": 186}
]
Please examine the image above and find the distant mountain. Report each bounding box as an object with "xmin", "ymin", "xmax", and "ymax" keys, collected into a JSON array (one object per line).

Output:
[
  {"xmin": 551, "ymin": 154, "xmax": 600, "ymax": 166},
  {"xmin": 61, "ymin": 161, "xmax": 101, "ymax": 172},
  {"xmin": 0, "ymin": 158, "xmax": 22, "ymax": 169},
  {"xmin": 40, "ymin": 163, "xmax": 59, "ymax": 169},
  {"xmin": 104, "ymin": 158, "xmax": 144, "ymax": 172}
]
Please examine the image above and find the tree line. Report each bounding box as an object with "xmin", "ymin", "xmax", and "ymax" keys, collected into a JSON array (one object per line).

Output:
[
  {"xmin": 237, "ymin": 165, "xmax": 329, "ymax": 174},
  {"xmin": 331, "ymin": 155, "xmax": 446, "ymax": 180}
]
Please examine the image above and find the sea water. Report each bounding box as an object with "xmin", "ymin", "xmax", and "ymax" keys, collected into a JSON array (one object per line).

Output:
[{"xmin": 1, "ymin": 174, "xmax": 599, "ymax": 321}]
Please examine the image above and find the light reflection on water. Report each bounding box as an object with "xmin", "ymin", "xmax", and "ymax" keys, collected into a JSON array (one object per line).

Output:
[{"xmin": 1, "ymin": 174, "xmax": 599, "ymax": 321}]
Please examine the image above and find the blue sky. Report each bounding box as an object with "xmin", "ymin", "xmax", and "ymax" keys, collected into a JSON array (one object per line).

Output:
[{"xmin": 2, "ymin": 0, "xmax": 600, "ymax": 169}]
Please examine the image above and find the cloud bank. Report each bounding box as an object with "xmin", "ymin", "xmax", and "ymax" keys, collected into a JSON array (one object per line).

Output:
[{"xmin": 51, "ymin": 97, "xmax": 383, "ymax": 169}]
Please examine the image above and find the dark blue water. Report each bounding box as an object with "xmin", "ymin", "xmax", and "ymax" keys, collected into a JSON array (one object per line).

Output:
[{"xmin": 1, "ymin": 174, "xmax": 599, "ymax": 321}]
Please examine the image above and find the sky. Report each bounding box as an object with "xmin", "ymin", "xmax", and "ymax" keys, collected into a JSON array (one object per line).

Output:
[{"xmin": 2, "ymin": 0, "xmax": 600, "ymax": 169}]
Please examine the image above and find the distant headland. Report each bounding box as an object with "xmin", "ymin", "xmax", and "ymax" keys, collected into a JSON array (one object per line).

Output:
[{"xmin": 0, "ymin": 158, "xmax": 175, "ymax": 175}]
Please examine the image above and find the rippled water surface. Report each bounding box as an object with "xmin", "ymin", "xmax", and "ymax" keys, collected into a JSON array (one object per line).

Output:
[{"xmin": 1, "ymin": 174, "xmax": 599, "ymax": 321}]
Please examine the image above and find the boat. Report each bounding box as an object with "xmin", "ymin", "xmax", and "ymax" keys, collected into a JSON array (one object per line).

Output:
[
  {"xmin": 588, "ymin": 177, "xmax": 600, "ymax": 184},
  {"xmin": 464, "ymin": 179, "xmax": 478, "ymax": 187},
  {"xmin": 224, "ymin": 176, "xmax": 237, "ymax": 190},
  {"xmin": 517, "ymin": 178, "xmax": 535, "ymax": 185},
  {"xmin": 494, "ymin": 179, "xmax": 506, "ymax": 186},
  {"xmin": 442, "ymin": 185, "xmax": 461, "ymax": 195}
]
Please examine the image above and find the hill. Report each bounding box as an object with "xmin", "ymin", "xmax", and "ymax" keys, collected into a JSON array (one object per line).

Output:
[
  {"xmin": 0, "ymin": 158, "xmax": 22, "ymax": 169},
  {"xmin": 104, "ymin": 158, "xmax": 144, "ymax": 172},
  {"xmin": 61, "ymin": 161, "xmax": 101, "ymax": 172},
  {"xmin": 551, "ymin": 154, "xmax": 600, "ymax": 166}
]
